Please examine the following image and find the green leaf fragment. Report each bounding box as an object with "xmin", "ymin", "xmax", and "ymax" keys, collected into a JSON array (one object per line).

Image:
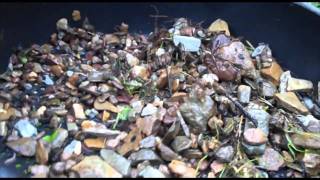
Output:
[
  {"xmin": 42, "ymin": 130, "xmax": 59, "ymax": 143},
  {"xmin": 112, "ymin": 106, "xmax": 133, "ymax": 129}
]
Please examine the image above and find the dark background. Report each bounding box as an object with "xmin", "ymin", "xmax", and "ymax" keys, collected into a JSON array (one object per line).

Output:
[
  {"xmin": 0, "ymin": 3, "xmax": 319, "ymax": 82},
  {"xmin": 0, "ymin": 2, "xmax": 319, "ymax": 177}
]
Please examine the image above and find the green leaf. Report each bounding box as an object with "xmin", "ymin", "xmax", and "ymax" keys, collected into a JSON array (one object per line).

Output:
[
  {"xmin": 123, "ymin": 80, "xmax": 143, "ymax": 95},
  {"xmin": 112, "ymin": 106, "xmax": 133, "ymax": 129},
  {"xmin": 42, "ymin": 130, "xmax": 59, "ymax": 143}
]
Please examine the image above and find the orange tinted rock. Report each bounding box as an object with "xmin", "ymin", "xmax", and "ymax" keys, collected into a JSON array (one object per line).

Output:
[
  {"xmin": 275, "ymin": 92, "xmax": 309, "ymax": 115},
  {"xmin": 84, "ymin": 138, "xmax": 106, "ymax": 149},
  {"xmin": 261, "ymin": 61, "xmax": 283, "ymax": 85},
  {"xmin": 168, "ymin": 160, "xmax": 197, "ymax": 178}
]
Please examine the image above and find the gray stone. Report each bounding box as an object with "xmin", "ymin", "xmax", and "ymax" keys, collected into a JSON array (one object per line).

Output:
[
  {"xmin": 140, "ymin": 135, "xmax": 157, "ymax": 148},
  {"xmin": 6, "ymin": 138, "xmax": 37, "ymax": 157},
  {"xmin": 51, "ymin": 128, "xmax": 68, "ymax": 149},
  {"xmin": 215, "ymin": 145, "xmax": 234, "ymax": 163},
  {"xmin": 171, "ymin": 136, "xmax": 192, "ymax": 153},
  {"xmin": 61, "ymin": 140, "xmax": 81, "ymax": 161},
  {"xmin": 128, "ymin": 149, "xmax": 162, "ymax": 166},
  {"xmin": 139, "ymin": 166, "xmax": 166, "ymax": 178},
  {"xmin": 179, "ymin": 88, "xmax": 215, "ymax": 133},
  {"xmin": 141, "ymin": 104, "xmax": 158, "ymax": 116},
  {"xmin": 238, "ymin": 85, "xmax": 251, "ymax": 104},
  {"xmin": 88, "ymin": 71, "xmax": 105, "ymax": 82},
  {"xmin": 246, "ymin": 109, "xmax": 271, "ymax": 135},
  {"xmin": 259, "ymin": 81, "xmax": 276, "ymax": 97},
  {"xmin": 242, "ymin": 142, "xmax": 266, "ymax": 156},
  {"xmin": 258, "ymin": 148, "xmax": 284, "ymax": 171},
  {"xmin": 100, "ymin": 149, "xmax": 131, "ymax": 176},
  {"xmin": 296, "ymin": 114, "xmax": 320, "ymax": 133},
  {"xmin": 157, "ymin": 142, "xmax": 180, "ymax": 161},
  {"xmin": 173, "ymin": 35, "xmax": 201, "ymax": 52},
  {"xmin": 14, "ymin": 118, "xmax": 38, "ymax": 138},
  {"xmin": 291, "ymin": 133, "xmax": 320, "ymax": 149}
]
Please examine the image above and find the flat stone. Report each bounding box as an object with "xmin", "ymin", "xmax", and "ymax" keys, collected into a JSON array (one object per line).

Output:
[
  {"xmin": 296, "ymin": 114, "xmax": 320, "ymax": 133},
  {"xmin": 140, "ymin": 135, "xmax": 157, "ymax": 148},
  {"xmin": 141, "ymin": 103, "xmax": 158, "ymax": 116},
  {"xmin": 243, "ymin": 128, "xmax": 268, "ymax": 145},
  {"xmin": 157, "ymin": 142, "xmax": 181, "ymax": 162},
  {"xmin": 261, "ymin": 61, "xmax": 283, "ymax": 86},
  {"xmin": 128, "ymin": 149, "xmax": 162, "ymax": 166},
  {"xmin": 208, "ymin": 18, "xmax": 230, "ymax": 36},
  {"xmin": 242, "ymin": 142, "xmax": 266, "ymax": 156},
  {"xmin": 51, "ymin": 128, "xmax": 68, "ymax": 149},
  {"xmin": 88, "ymin": 71, "xmax": 105, "ymax": 82},
  {"xmin": 291, "ymin": 132, "xmax": 320, "ymax": 149},
  {"xmin": 139, "ymin": 166, "xmax": 166, "ymax": 178},
  {"xmin": 14, "ymin": 118, "xmax": 38, "ymax": 137},
  {"xmin": 168, "ymin": 160, "xmax": 197, "ymax": 178},
  {"xmin": 100, "ymin": 149, "xmax": 131, "ymax": 176},
  {"xmin": 258, "ymin": 148, "xmax": 284, "ymax": 171},
  {"xmin": 173, "ymin": 35, "xmax": 201, "ymax": 52},
  {"xmin": 136, "ymin": 116, "xmax": 160, "ymax": 136},
  {"xmin": 93, "ymin": 99, "xmax": 119, "ymax": 113},
  {"xmin": 84, "ymin": 137, "xmax": 105, "ymax": 149},
  {"xmin": 287, "ymin": 77, "xmax": 313, "ymax": 92},
  {"xmin": 303, "ymin": 152, "xmax": 320, "ymax": 169},
  {"xmin": 61, "ymin": 140, "xmax": 81, "ymax": 161},
  {"xmin": 73, "ymin": 103, "xmax": 86, "ymax": 119},
  {"xmin": 71, "ymin": 156, "xmax": 122, "ymax": 178},
  {"xmin": 214, "ymin": 145, "xmax": 234, "ymax": 163},
  {"xmin": 6, "ymin": 138, "xmax": 37, "ymax": 157},
  {"xmin": 238, "ymin": 85, "xmax": 251, "ymax": 103},
  {"xmin": 117, "ymin": 128, "xmax": 142, "ymax": 156},
  {"xmin": 81, "ymin": 120, "xmax": 120, "ymax": 136},
  {"xmin": 171, "ymin": 136, "xmax": 192, "ymax": 152},
  {"xmin": 182, "ymin": 149, "xmax": 203, "ymax": 159},
  {"xmin": 275, "ymin": 92, "xmax": 309, "ymax": 115},
  {"xmin": 259, "ymin": 81, "xmax": 276, "ymax": 97}
]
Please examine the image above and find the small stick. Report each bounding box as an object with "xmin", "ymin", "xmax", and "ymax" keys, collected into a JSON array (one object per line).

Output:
[
  {"xmin": 212, "ymin": 82, "xmax": 258, "ymax": 127},
  {"xmin": 166, "ymin": 66, "xmax": 172, "ymax": 96}
]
